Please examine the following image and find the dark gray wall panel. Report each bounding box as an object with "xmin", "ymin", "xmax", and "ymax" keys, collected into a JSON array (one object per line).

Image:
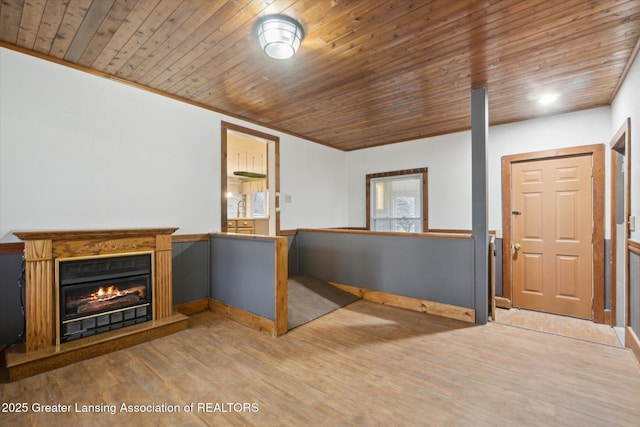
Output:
[
  {"xmin": 287, "ymin": 234, "xmax": 299, "ymax": 276},
  {"xmin": 210, "ymin": 236, "xmax": 276, "ymax": 319},
  {"xmin": 494, "ymin": 238, "xmax": 503, "ymax": 296},
  {"xmin": 631, "ymin": 250, "xmax": 640, "ymax": 334},
  {"xmin": 172, "ymin": 241, "xmax": 210, "ymax": 305},
  {"xmin": 0, "ymin": 253, "xmax": 25, "ymax": 346},
  {"xmin": 298, "ymin": 231, "xmax": 475, "ymax": 308}
]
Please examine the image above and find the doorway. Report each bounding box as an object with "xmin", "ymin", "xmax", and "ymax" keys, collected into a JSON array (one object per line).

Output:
[
  {"xmin": 609, "ymin": 118, "xmax": 631, "ymax": 327},
  {"xmin": 221, "ymin": 122, "xmax": 280, "ymax": 236},
  {"xmin": 501, "ymin": 144, "xmax": 605, "ymax": 322}
]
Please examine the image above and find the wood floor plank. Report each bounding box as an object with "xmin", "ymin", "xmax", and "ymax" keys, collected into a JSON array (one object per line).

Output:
[
  {"xmin": 1, "ymin": 301, "xmax": 639, "ymax": 426},
  {"xmin": 495, "ymin": 307, "xmax": 622, "ymax": 347}
]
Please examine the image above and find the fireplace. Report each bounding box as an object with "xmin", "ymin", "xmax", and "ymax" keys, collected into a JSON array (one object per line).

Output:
[
  {"xmin": 4, "ymin": 228, "xmax": 188, "ymax": 382},
  {"xmin": 57, "ymin": 252, "xmax": 153, "ymax": 343}
]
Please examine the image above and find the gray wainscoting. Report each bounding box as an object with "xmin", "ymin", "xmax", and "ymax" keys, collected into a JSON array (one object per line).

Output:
[
  {"xmin": 494, "ymin": 237, "xmax": 503, "ymax": 296},
  {"xmin": 172, "ymin": 240, "xmax": 210, "ymax": 305},
  {"xmin": 210, "ymin": 235, "xmax": 277, "ymax": 320},
  {"xmin": 631, "ymin": 249, "xmax": 640, "ymax": 334},
  {"xmin": 297, "ymin": 231, "xmax": 475, "ymax": 309},
  {"xmin": 0, "ymin": 253, "xmax": 25, "ymax": 347}
]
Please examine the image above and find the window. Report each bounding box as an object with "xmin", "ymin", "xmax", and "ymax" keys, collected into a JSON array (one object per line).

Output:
[
  {"xmin": 366, "ymin": 168, "xmax": 428, "ymax": 233},
  {"xmin": 253, "ymin": 191, "xmax": 268, "ymax": 217}
]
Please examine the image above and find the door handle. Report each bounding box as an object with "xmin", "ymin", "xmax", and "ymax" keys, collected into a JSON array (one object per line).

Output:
[{"xmin": 513, "ymin": 243, "xmax": 521, "ymax": 250}]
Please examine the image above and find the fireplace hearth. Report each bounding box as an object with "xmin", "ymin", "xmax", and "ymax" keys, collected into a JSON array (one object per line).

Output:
[{"xmin": 57, "ymin": 253, "xmax": 153, "ymax": 343}]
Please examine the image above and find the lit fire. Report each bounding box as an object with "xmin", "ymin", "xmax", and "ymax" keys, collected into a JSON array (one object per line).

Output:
[{"xmin": 91, "ymin": 285, "xmax": 128, "ymax": 301}]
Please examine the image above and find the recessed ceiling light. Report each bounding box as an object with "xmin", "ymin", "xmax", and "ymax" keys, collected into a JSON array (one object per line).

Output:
[{"xmin": 538, "ymin": 93, "xmax": 560, "ymax": 105}]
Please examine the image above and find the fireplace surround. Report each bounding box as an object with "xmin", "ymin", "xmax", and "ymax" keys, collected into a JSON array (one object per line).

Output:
[{"xmin": 5, "ymin": 228, "xmax": 188, "ymax": 381}]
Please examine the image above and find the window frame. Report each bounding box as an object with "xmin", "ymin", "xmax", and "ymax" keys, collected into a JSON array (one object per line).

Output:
[{"xmin": 366, "ymin": 168, "xmax": 429, "ymax": 232}]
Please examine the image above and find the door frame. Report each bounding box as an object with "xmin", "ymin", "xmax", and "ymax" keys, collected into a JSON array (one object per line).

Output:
[
  {"xmin": 221, "ymin": 121, "xmax": 280, "ymax": 235},
  {"xmin": 609, "ymin": 118, "xmax": 631, "ymax": 326},
  {"xmin": 501, "ymin": 144, "xmax": 605, "ymax": 322}
]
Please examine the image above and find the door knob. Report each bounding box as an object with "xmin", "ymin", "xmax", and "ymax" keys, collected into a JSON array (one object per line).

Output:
[{"xmin": 512, "ymin": 243, "xmax": 521, "ymax": 250}]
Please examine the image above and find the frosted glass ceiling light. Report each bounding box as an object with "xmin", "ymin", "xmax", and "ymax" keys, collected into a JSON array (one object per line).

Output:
[{"xmin": 254, "ymin": 14, "xmax": 304, "ymax": 60}]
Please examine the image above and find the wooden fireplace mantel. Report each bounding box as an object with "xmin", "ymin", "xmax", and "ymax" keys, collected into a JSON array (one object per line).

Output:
[
  {"xmin": 13, "ymin": 227, "xmax": 179, "ymax": 242},
  {"xmin": 13, "ymin": 228, "xmax": 179, "ymax": 352}
]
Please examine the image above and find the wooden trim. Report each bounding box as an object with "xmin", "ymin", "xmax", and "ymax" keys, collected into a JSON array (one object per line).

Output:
[
  {"xmin": 429, "ymin": 228, "xmax": 471, "ymax": 234},
  {"xmin": 501, "ymin": 144, "xmax": 605, "ymax": 322},
  {"xmin": 593, "ymin": 146, "xmax": 605, "ymax": 323},
  {"xmin": 274, "ymin": 238, "xmax": 288, "ymax": 336},
  {"xmin": 604, "ymin": 309, "xmax": 612, "ymax": 325},
  {"xmin": 221, "ymin": 124, "xmax": 229, "ymax": 232},
  {"xmin": 428, "ymin": 229, "xmax": 497, "ymax": 235},
  {"xmin": 173, "ymin": 299, "xmax": 209, "ymax": 316},
  {"xmin": 609, "ymin": 36, "xmax": 640, "ymax": 104},
  {"xmin": 278, "ymin": 229, "xmax": 298, "ymax": 236},
  {"xmin": 328, "ymin": 281, "xmax": 475, "ymax": 323},
  {"xmin": 0, "ymin": 242, "xmax": 24, "ymax": 254},
  {"xmin": 23, "ymin": 240, "xmax": 54, "ymax": 352},
  {"xmin": 172, "ymin": 234, "xmax": 210, "ymax": 243},
  {"xmin": 221, "ymin": 122, "xmax": 280, "ymax": 236},
  {"xmin": 501, "ymin": 157, "xmax": 512, "ymax": 302},
  {"xmin": 495, "ymin": 296, "xmax": 512, "ymax": 309},
  {"xmin": 4, "ymin": 313, "xmax": 188, "ymax": 382},
  {"xmin": 209, "ymin": 232, "xmax": 284, "ymax": 242},
  {"xmin": 13, "ymin": 228, "xmax": 178, "ymax": 241},
  {"xmin": 501, "ymin": 144, "xmax": 605, "ymax": 164},
  {"xmin": 610, "ymin": 118, "xmax": 631, "ymax": 326},
  {"xmin": 274, "ymin": 135, "xmax": 281, "ymax": 237},
  {"xmin": 208, "ymin": 298, "xmax": 275, "ymax": 336},
  {"xmin": 331, "ymin": 226, "xmax": 369, "ymax": 231},
  {"xmin": 629, "ymin": 240, "xmax": 640, "ymax": 255},
  {"xmin": 626, "ymin": 326, "xmax": 640, "ymax": 367},
  {"xmin": 297, "ymin": 228, "xmax": 472, "ymax": 240},
  {"xmin": 365, "ymin": 168, "xmax": 429, "ymax": 232}
]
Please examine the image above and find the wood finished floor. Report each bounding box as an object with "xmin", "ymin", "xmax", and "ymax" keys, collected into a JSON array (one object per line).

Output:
[
  {"xmin": 495, "ymin": 307, "xmax": 622, "ymax": 347},
  {"xmin": 2, "ymin": 300, "xmax": 639, "ymax": 426}
]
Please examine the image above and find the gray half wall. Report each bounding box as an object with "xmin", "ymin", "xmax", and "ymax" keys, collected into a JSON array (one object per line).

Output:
[
  {"xmin": 172, "ymin": 240, "xmax": 210, "ymax": 305},
  {"xmin": 297, "ymin": 231, "xmax": 475, "ymax": 309},
  {"xmin": 630, "ymin": 249, "xmax": 640, "ymax": 333},
  {"xmin": 210, "ymin": 235, "xmax": 276, "ymax": 320}
]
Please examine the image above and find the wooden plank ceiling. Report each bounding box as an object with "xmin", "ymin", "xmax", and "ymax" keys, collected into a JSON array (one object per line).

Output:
[{"xmin": 1, "ymin": 0, "xmax": 639, "ymax": 151}]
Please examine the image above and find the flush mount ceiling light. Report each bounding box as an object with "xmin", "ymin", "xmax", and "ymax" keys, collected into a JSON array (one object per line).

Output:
[
  {"xmin": 538, "ymin": 93, "xmax": 560, "ymax": 105},
  {"xmin": 254, "ymin": 14, "xmax": 304, "ymax": 60}
]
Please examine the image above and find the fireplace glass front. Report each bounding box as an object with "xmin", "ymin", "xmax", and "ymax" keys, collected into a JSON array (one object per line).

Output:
[{"xmin": 57, "ymin": 253, "xmax": 153, "ymax": 343}]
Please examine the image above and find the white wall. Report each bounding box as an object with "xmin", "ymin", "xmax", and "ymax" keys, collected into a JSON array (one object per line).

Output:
[
  {"xmin": 347, "ymin": 107, "xmax": 612, "ymax": 232},
  {"xmin": 280, "ymin": 136, "xmax": 347, "ymax": 230},
  {"xmin": 612, "ymin": 51, "xmax": 640, "ymax": 242},
  {"xmin": 0, "ymin": 48, "xmax": 347, "ymax": 241},
  {"xmin": 1, "ymin": 45, "xmax": 627, "ymax": 243},
  {"xmin": 346, "ymin": 131, "xmax": 472, "ymax": 230}
]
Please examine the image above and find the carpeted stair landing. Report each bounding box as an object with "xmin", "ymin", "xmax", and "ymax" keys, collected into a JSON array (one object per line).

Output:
[{"xmin": 288, "ymin": 275, "xmax": 361, "ymax": 330}]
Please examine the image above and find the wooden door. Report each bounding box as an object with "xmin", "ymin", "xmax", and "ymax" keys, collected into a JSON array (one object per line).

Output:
[{"xmin": 511, "ymin": 154, "xmax": 593, "ymax": 319}]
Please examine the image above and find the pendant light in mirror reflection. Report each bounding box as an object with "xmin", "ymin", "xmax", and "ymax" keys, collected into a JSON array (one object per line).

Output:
[{"xmin": 254, "ymin": 14, "xmax": 304, "ymax": 60}]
